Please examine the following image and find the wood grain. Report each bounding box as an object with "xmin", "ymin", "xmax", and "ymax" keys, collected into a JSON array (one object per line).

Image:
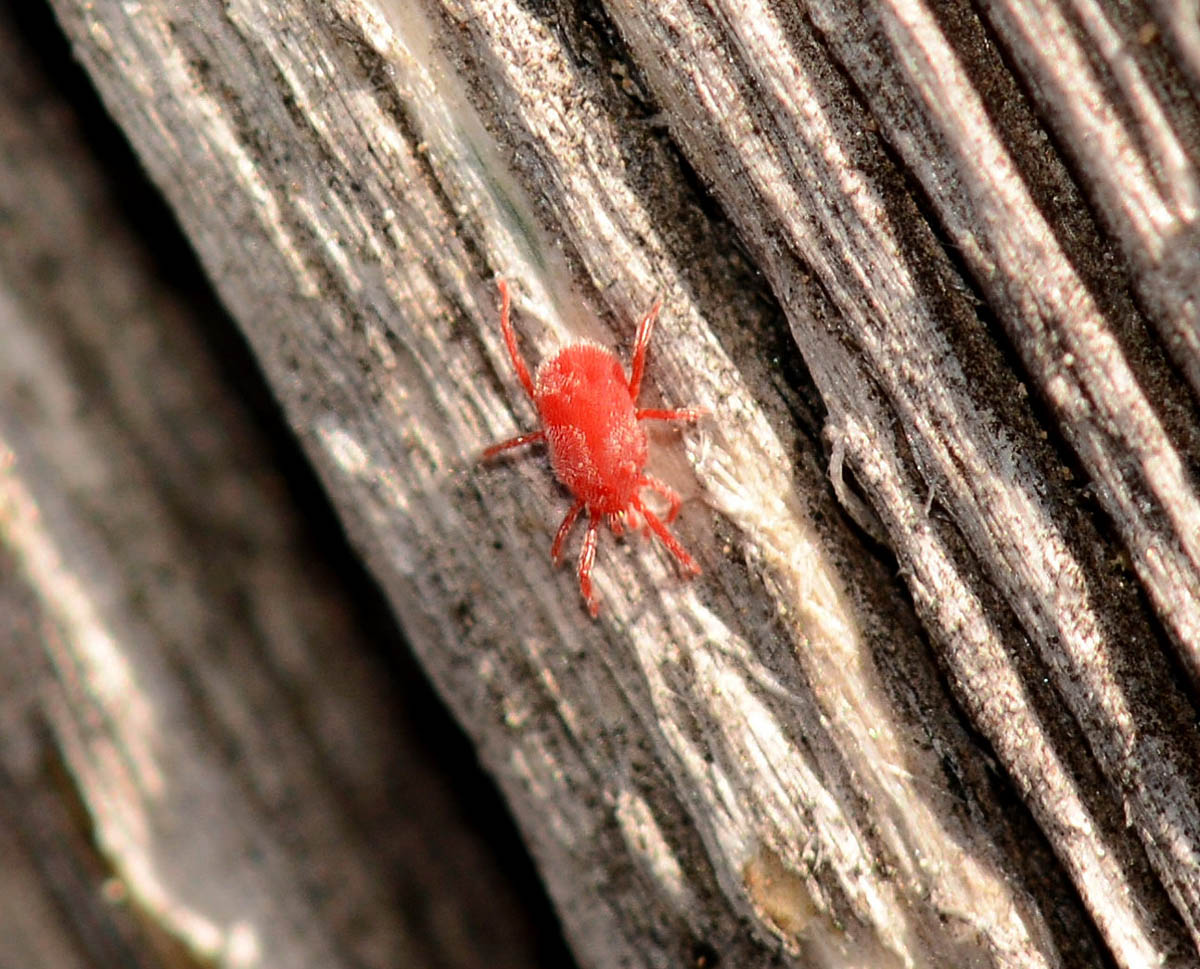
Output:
[{"xmin": 4, "ymin": 0, "xmax": 1199, "ymax": 966}]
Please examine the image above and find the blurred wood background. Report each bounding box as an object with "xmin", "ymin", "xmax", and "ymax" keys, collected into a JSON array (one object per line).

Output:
[{"xmin": 1, "ymin": 0, "xmax": 1198, "ymax": 967}]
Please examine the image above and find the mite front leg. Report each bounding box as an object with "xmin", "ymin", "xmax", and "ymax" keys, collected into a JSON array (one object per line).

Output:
[
  {"xmin": 636, "ymin": 407, "xmax": 708, "ymax": 423},
  {"xmin": 496, "ymin": 279, "xmax": 536, "ymax": 402},
  {"xmin": 627, "ymin": 300, "xmax": 662, "ymax": 402}
]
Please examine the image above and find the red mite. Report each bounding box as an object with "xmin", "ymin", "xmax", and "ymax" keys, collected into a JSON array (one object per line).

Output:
[{"xmin": 483, "ymin": 280, "xmax": 705, "ymax": 616}]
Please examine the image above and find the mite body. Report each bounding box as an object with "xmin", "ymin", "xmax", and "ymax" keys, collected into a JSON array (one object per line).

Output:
[{"xmin": 483, "ymin": 280, "xmax": 704, "ymax": 616}]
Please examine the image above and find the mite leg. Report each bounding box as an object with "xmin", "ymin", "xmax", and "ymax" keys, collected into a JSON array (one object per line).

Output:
[
  {"xmin": 627, "ymin": 299, "xmax": 662, "ymax": 402},
  {"xmin": 640, "ymin": 473, "xmax": 682, "ymax": 523},
  {"xmin": 482, "ymin": 428, "xmax": 545, "ymax": 460},
  {"xmin": 636, "ymin": 406, "xmax": 708, "ymax": 423},
  {"xmin": 577, "ymin": 513, "xmax": 601, "ymax": 616},
  {"xmin": 551, "ymin": 499, "xmax": 586, "ymax": 564},
  {"xmin": 497, "ymin": 279, "xmax": 536, "ymax": 401},
  {"xmin": 634, "ymin": 496, "xmax": 701, "ymax": 576}
]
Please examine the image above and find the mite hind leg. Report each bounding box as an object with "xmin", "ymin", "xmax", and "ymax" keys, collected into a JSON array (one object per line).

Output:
[
  {"xmin": 577, "ymin": 514, "xmax": 602, "ymax": 616},
  {"xmin": 552, "ymin": 499, "xmax": 585, "ymax": 564},
  {"xmin": 633, "ymin": 496, "xmax": 701, "ymax": 577},
  {"xmin": 640, "ymin": 473, "xmax": 682, "ymax": 523},
  {"xmin": 482, "ymin": 428, "xmax": 545, "ymax": 460}
]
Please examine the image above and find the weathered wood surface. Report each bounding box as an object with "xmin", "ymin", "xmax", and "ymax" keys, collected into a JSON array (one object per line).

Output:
[
  {"xmin": 3, "ymin": 0, "xmax": 1199, "ymax": 966},
  {"xmin": 0, "ymin": 6, "xmax": 565, "ymax": 969}
]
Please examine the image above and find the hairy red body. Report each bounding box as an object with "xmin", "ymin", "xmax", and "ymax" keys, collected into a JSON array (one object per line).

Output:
[
  {"xmin": 483, "ymin": 280, "xmax": 704, "ymax": 616},
  {"xmin": 537, "ymin": 346, "xmax": 647, "ymax": 514}
]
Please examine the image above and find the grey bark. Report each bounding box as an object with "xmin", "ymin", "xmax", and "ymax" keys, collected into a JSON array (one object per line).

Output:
[
  {"xmin": 0, "ymin": 7, "xmax": 559, "ymax": 969},
  {"xmin": 3, "ymin": 0, "xmax": 1199, "ymax": 967}
]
